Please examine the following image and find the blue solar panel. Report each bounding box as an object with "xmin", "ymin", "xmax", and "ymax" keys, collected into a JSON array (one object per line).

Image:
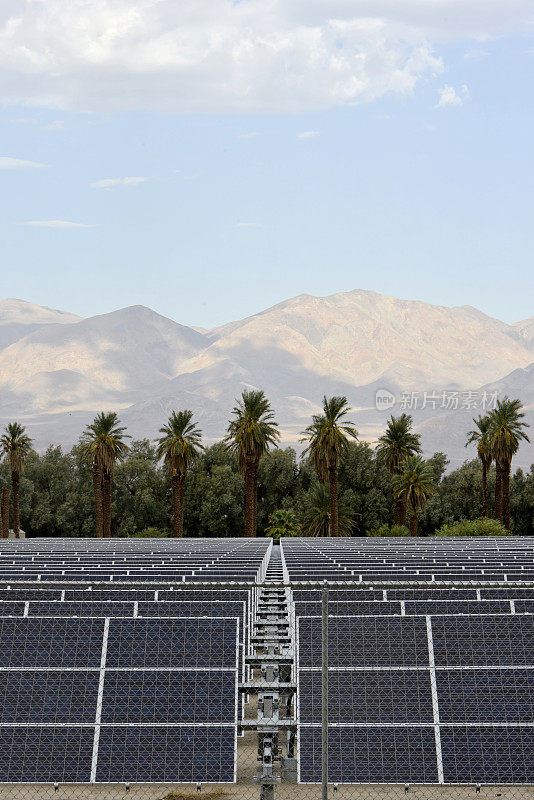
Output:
[
  {"xmin": 441, "ymin": 726, "xmax": 534, "ymax": 784},
  {"xmin": 0, "ymin": 671, "xmax": 99, "ymax": 723},
  {"xmin": 436, "ymin": 668, "xmax": 534, "ymax": 723},
  {"xmin": 95, "ymin": 726, "xmax": 236, "ymax": 783},
  {"xmin": 105, "ymin": 618, "xmax": 239, "ymax": 669},
  {"xmin": 0, "ymin": 602, "xmax": 26, "ymax": 616},
  {"xmin": 0, "ymin": 727, "xmax": 93, "ymax": 782},
  {"xmin": 298, "ymin": 726, "xmax": 438, "ymax": 783},
  {"xmin": 0, "ymin": 619, "xmax": 104, "ymax": 668},
  {"xmin": 298, "ymin": 616, "xmax": 429, "ymax": 668},
  {"xmin": 298, "ymin": 670, "xmax": 434, "ymax": 724},
  {"xmin": 101, "ymin": 671, "xmax": 236, "ymax": 723},
  {"xmin": 430, "ymin": 615, "xmax": 534, "ymax": 667}
]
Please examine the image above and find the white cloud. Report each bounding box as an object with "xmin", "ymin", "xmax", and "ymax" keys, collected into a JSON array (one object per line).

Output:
[
  {"xmin": 434, "ymin": 84, "xmax": 469, "ymax": 109},
  {"xmin": 0, "ymin": 2, "xmax": 530, "ymax": 114},
  {"xmin": 42, "ymin": 120, "xmax": 64, "ymax": 131},
  {"xmin": 91, "ymin": 176, "xmax": 148, "ymax": 189},
  {"xmin": 0, "ymin": 156, "xmax": 47, "ymax": 169},
  {"xmin": 22, "ymin": 220, "xmax": 93, "ymax": 228},
  {"xmin": 297, "ymin": 131, "xmax": 319, "ymax": 140},
  {"xmin": 464, "ymin": 48, "xmax": 489, "ymax": 60}
]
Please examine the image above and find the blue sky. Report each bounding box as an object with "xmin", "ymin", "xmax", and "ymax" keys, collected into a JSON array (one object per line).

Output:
[{"xmin": 1, "ymin": 1, "xmax": 534, "ymax": 328}]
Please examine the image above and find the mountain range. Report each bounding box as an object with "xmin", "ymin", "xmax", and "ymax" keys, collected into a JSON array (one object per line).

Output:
[{"xmin": 0, "ymin": 291, "xmax": 532, "ymax": 469}]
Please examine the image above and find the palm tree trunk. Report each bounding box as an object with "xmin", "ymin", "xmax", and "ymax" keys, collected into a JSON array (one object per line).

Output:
[
  {"xmin": 328, "ymin": 466, "xmax": 338, "ymax": 537},
  {"xmin": 244, "ymin": 464, "xmax": 255, "ymax": 538},
  {"xmin": 409, "ymin": 504, "xmax": 418, "ymax": 537},
  {"xmin": 501, "ymin": 459, "xmax": 511, "ymax": 531},
  {"xmin": 481, "ymin": 458, "xmax": 488, "ymax": 517},
  {"xmin": 171, "ymin": 474, "xmax": 180, "ymax": 537},
  {"xmin": 494, "ymin": 461, "xmax": 503, "ymax": 521},
  {"xmin": 175, "ymin": 475, "xmax": 185, "ymax": 538},
  {"xmin": 1, "ymin": 487, "xmax": 8, "ymax": 539},
  {"xmin": 251, "ymin": 462, "xmax": 259, "ymax": 538},
  {"xmin": 393, "ymin": 497, "xmax": 404, "ymax": 526},
  {"xmin": 92, "ymin": 463, "xmax": 104, "ymax": 538},
  {"xmin": 11, "ymin": 471, "xmax": 20, "ymax": 537},
  {"xmin": 102, "ymin": 472, "xmax": 111, "ymax": 538}
]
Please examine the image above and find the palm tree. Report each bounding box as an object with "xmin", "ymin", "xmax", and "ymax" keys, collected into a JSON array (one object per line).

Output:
[
  {"xmin": 82, "ymin": 412, "xmax": 130, "ymax": 538},
  {"xmin": 489, "ymin": 397, "xmax": 530, "ymax": 531},
  {"xmin": 0, "ymin": 422, "xmax": 33, "ymax": 537},
  {"xmin": 465, "ymin": 415, "xmax": 493, "ymax": 517},
  {"xmin": 1, "ymin": 487, "xmax": 8, "ymax": 538},
  {"xmin": 301, "ymin": 396, "xmax": 358, "ymax": 537},
  {"xmin": 376, "ymin": 414, "xmax": 421, "ymax": 525},
  {"xmin": 156, "ymin": 410, "xmax": 203, "ymax": 538},
  {"xmin": 302, "ymin": 483, "xmax": 355, "ymax": 537},
  {"xmin": 392, "ymin": 455, "xmax": 435, "ymax": 537},
  {"xmin": 225, "ymin": 390, "xmax": 279, "ymax": 537}
]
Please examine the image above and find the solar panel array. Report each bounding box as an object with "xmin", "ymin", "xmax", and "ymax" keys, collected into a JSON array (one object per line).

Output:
[
  {"xmin": 282, "ymin": 536, "xmax": 534, "ymax": 583},
  {"xmin": 0, "ymin": 538, "xmax": 272, "ymax": 784},
  {"xmin": 0, "ymin": 537, "xmax": 271, "ymax": 584},
  {"xmin": 281, "ymin": 538, "xmax": 534, "ymax": 785},
  {"xmin": 0, "ymin": 535, "xmax": 532, "ymax": 787}
]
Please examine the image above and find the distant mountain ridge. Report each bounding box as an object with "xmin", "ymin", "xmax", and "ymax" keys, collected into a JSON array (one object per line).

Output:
[{"xmin": 0, "ymin": 293, "xmax": 532, "ymax": 468}]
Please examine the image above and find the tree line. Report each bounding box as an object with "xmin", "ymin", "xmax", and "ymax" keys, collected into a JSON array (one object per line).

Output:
[{"xmin": 0, "ymin": 391, "xmax": 530, "ymax": 538}]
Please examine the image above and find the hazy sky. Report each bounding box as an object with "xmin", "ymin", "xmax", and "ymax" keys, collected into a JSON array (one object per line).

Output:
[{"xmin": 1, "ymin": 1, "xmax": 534, "ymax": 328}]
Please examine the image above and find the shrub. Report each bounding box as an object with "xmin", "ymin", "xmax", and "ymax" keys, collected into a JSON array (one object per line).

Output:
[
  {"xmin": 265, "ymin": 510, "xmax": 302, "ymax": 541},
  {"xmin": 367, "ymin": 524, "xmax": 410, "ymax": 537},
  {"xmin": 129, "ymin": 527, "xmax": 169, "ymax": 538},
  {"xmin": 434, "ymin": 518, "xmax": 509, "ymax": 537}
]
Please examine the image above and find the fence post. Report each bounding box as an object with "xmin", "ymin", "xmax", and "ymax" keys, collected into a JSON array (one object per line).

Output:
[{"xmin": 322, "ymin": 583, "xmax": 328, "ymax": 800}]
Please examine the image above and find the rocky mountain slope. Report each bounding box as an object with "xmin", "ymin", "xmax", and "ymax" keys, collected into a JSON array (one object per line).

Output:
[{"xmin": 0, "ymin": 292, "xmax": 532, "ymax": 466}]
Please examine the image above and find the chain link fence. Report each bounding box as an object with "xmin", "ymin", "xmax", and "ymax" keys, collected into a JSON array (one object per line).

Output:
[{"xmin": 0, "ymin": 578, "xmax": 532, "ymax": 800}]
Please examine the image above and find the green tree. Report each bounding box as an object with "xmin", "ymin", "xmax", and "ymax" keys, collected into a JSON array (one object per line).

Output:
[
  {"xmin": 0, "ymin": 422, "xmax": 33, "ymax": 537},
  {"xmin": 112, "ymin": 440, "xmax": 170, "ymax": 537},
  {"xmin": 81, "ymin": 412, "xmax": 130, "ymax": 537},
  {"xmin": 376, "ymin": 414, "xmax": 421, "ymax": 525},
  {"xmin": 256, "ymin": 448, "xmax": 299, "ymax": 534},
  {"xmin": 489, "ymin": 398, "xmax": 530, "ymax": 530},
  {"xmin": 265, "ymin": 509, "xmax": 301, "ymax": 541},
  {"xmin": 300, "ymin": 482, "xmax": 355, "ymax": 537},
  {"xmin": 156, "ymin": 411, "xmax": 203, "ymax": 538},
  {"xmin": 225, "ymin": 390, "xmax": 279, "ymax": 537},
  {"xmin": 337, "ymin": 442, "xmax": 392, "ymax": 535},
  {"xmin": 301, "ymin": 396, "xmax": 358, "ymax": 537},
  {"xmin": 392, "ymin": 455, "xmax": 435, "ymax": 537},
  {"xmin": 465, "ymin": 415, "xmax": 493, "ymax": 517}
]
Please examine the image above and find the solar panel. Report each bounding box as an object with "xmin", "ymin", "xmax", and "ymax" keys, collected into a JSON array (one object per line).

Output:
[
  {"xmin": 0, "ymin": 671, "xmax": 99, "ymax": 723},
  {"xmin": 298, "ymin": 616, "xmax": 429, "ymax": 668},
  {"xmin": 298, "ymin": 670, "xmax": 434, "ymax": 724},
  {"xmin": 0, "ymin": 618, "xmax": 104, "ymax": 668},
  {"xmin": 105, "ymin": 618, "xmax": 239, "ymax": 669},
  {"xmin": 0, "ymin": 726, "xmax": 94, "ymax": 782},
  {"xmin": 0, "ymin": 613, "xmax": 241, "ymax": 783},
  {"xmin": 436, "ymin": 668, "xmax": 534, "ymax": 723},
  {"xmin": 440, "ymin": 726, "xmax": 534, "ymax": 784},
  {"xmin": 298, "ymin": 726, "xmax": 439, "ymax": 783},
  {"xmin": 95, "ymin": 725, "xmax": 236, "ymax": 783},
  {"xmin": 101, "ymin": 670, "xmax": 236, "ymax": 723},
  {"xmin": 430, "ymin": 615, "xmax": 534, "ymax": 667}
]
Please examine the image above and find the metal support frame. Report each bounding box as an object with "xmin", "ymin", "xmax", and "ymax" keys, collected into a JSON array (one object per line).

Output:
[{"xmin": 322, "ymin": 585, "xmax": 329, "ymax": 800}]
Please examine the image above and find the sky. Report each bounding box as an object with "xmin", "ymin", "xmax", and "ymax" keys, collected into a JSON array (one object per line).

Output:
[{"xmin": 1, "ymin": 0, "xmax": 534, "ymax": 329}]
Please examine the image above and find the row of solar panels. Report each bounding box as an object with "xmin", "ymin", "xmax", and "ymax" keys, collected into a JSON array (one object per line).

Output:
[
  {"xmin": 296, "ymin": 614, "xmax": 534, "ymax": 784},
  {"xmin": 0, "ymin": 616, "xmax": 241, "ymax": 783},
  {"xmin": 0, "ymin": 599, "xmax": 532, "ymax": 617}
]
